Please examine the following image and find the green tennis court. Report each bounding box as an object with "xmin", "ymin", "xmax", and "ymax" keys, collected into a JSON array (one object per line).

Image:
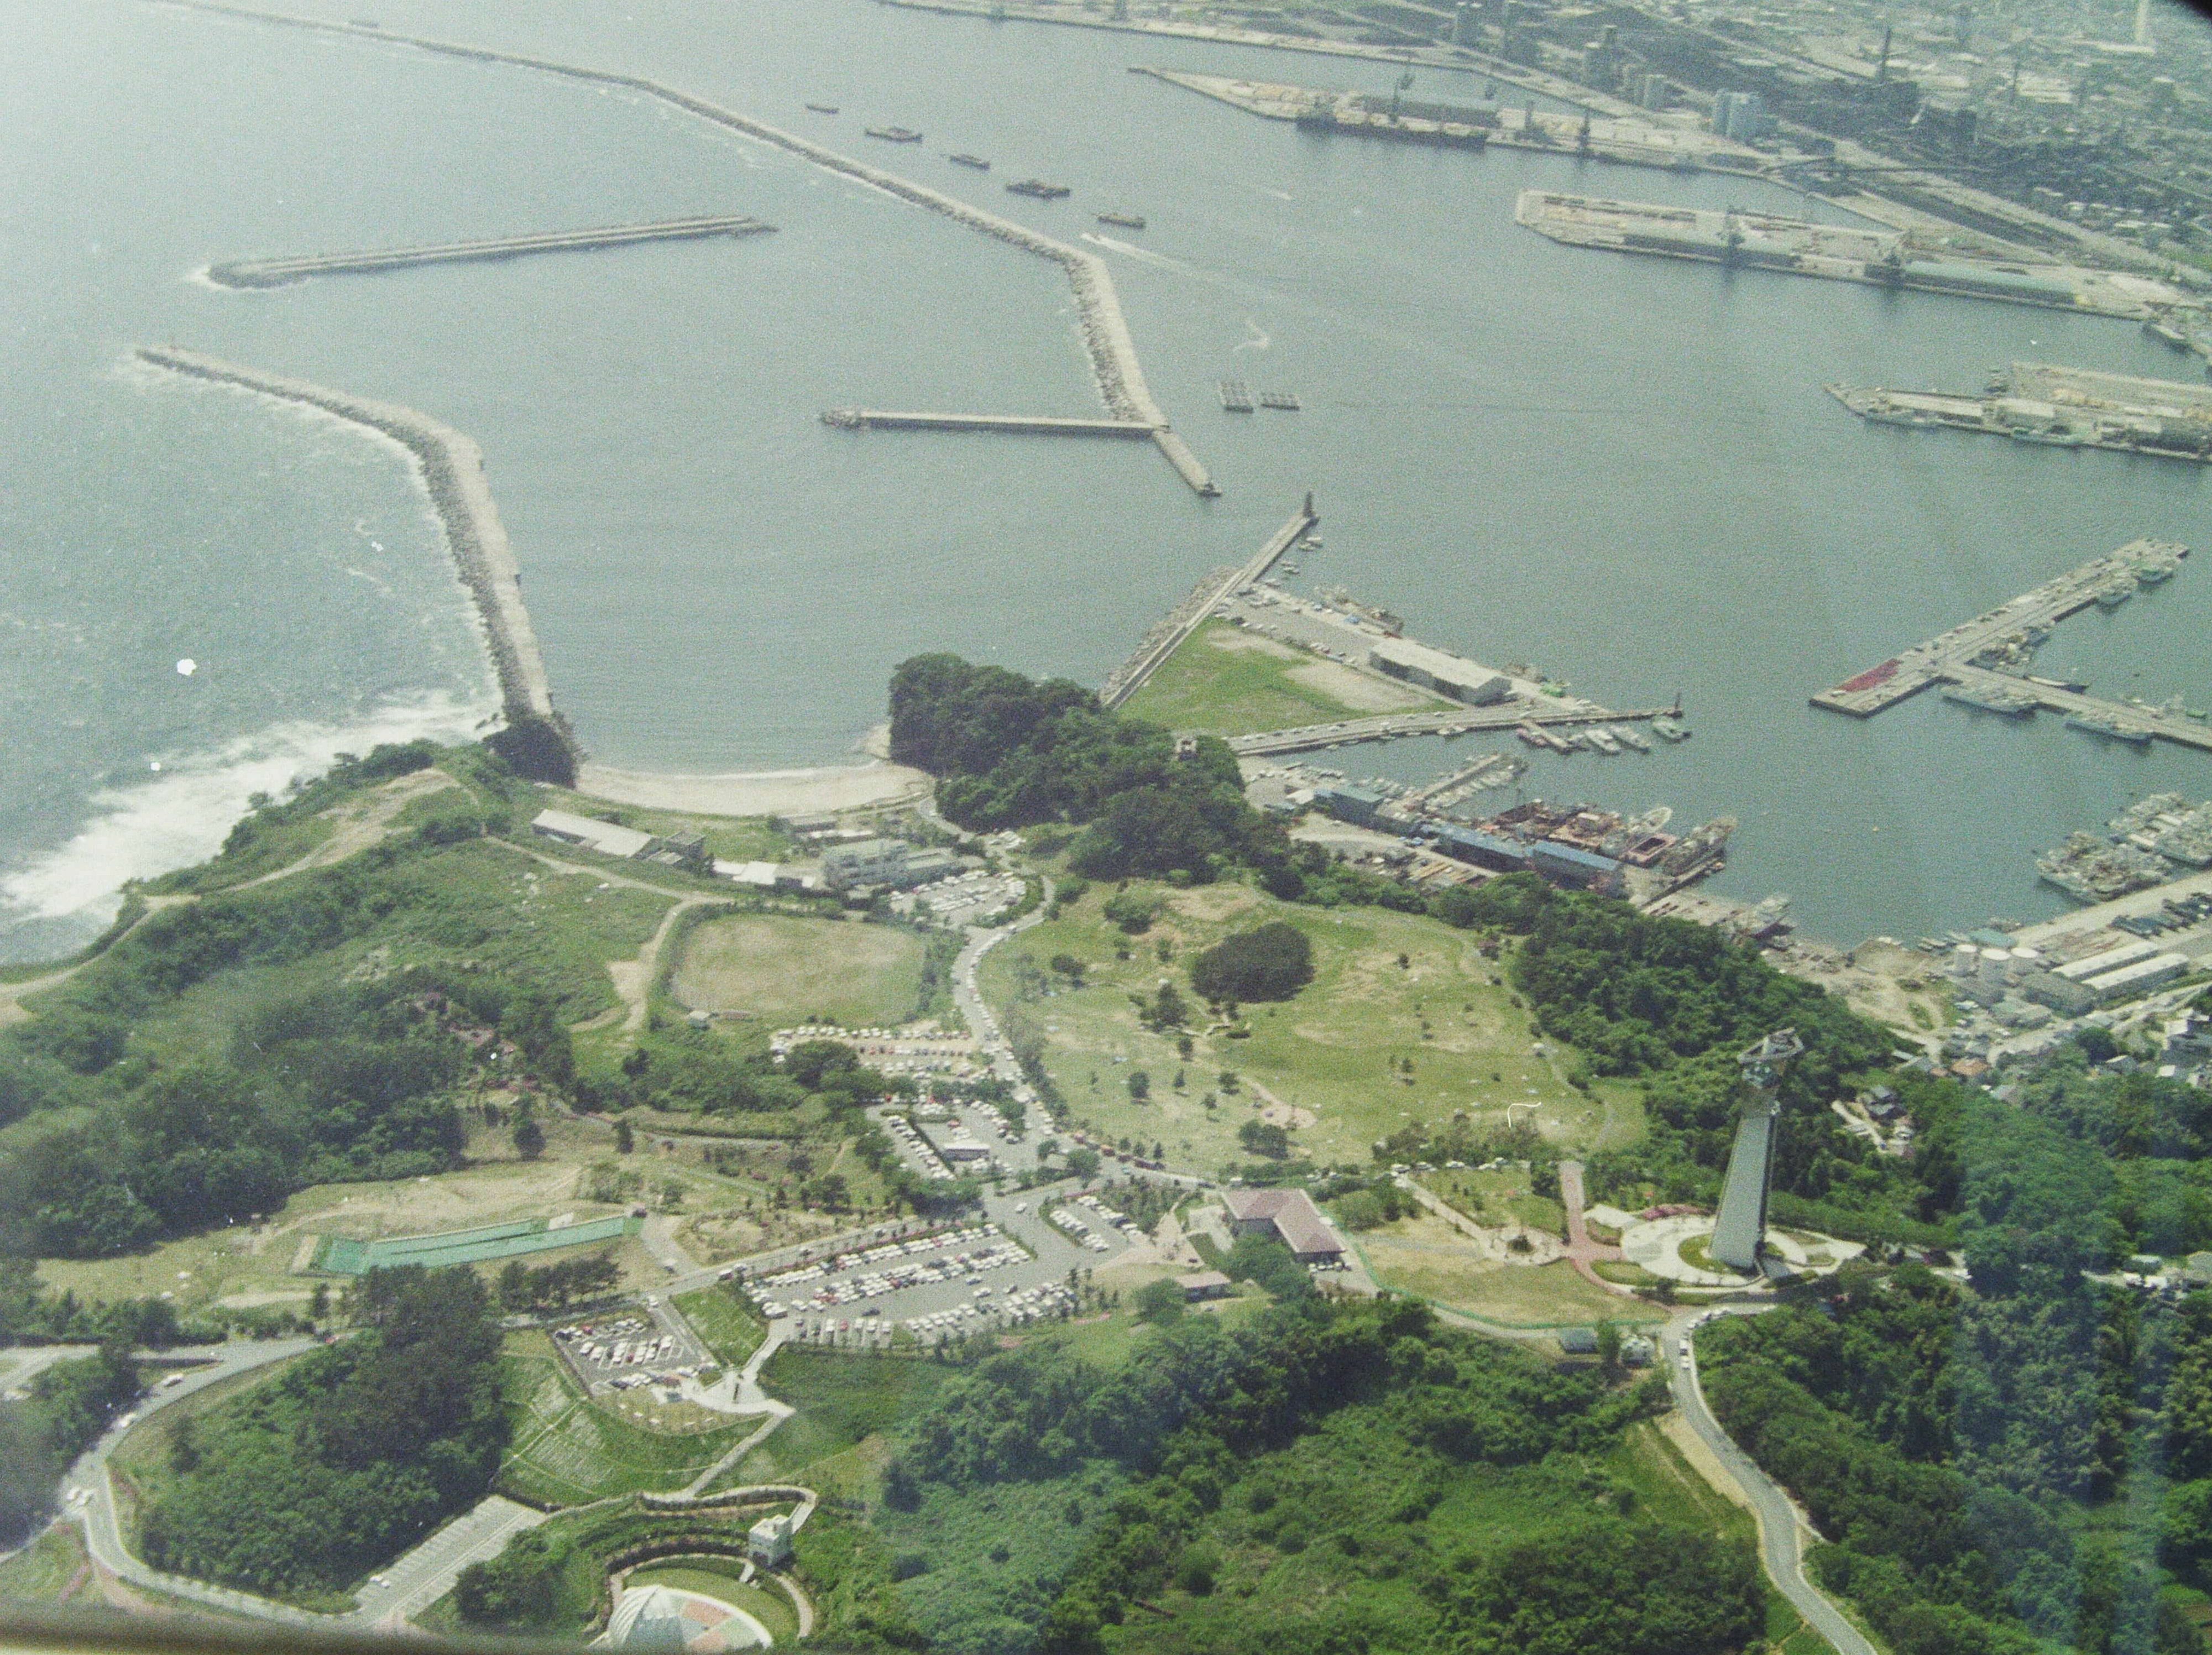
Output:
[{"xmin": 311, "ymin": 1213, "xmax": 641, "ymax": 1275}]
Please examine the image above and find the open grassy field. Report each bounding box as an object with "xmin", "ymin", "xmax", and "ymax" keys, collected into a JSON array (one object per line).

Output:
[
  {"xmin": 0, "ymin": 1526, "xmax": 96, "ymax": 1605},
  {"xmin": 1120, "ymin": 620, "xmax": 1441, "ymax": 737},
  {"xmin": 672, "ymin": 1285, "xmax": 765, "ymax": 1368},
  {"xmin": 496, "ymin": 1331, "xmax": 759, "ymax": 1506},
  {"xmin": 667, "ymin": 915, "xmax": 929, "ymax": 1026},
  {"xmin": 1423, "ymin": 1166, "xmax": 1567, "ymax": 1233},
  {"xmin": 624, "ymin": 1563, "xmax": 801, "ymax": 1642},
  {"xmin": 1353, "ymin": 1212, "xmax": 1661, "ymax": 1330},
  {"xmin": 981, "ymin": 879, "xmax": 1641, "ymax": 1173}
]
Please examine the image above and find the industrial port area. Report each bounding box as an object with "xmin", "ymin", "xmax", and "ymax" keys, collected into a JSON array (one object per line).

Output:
[{"xmin": 1829, "ymin": 360, "xmax": 2212, "ymax": 461}]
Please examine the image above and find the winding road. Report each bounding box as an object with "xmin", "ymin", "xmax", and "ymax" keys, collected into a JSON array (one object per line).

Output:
[{"xmin": 1664, "ymin": 1314, "xmax": 1878, "ymax": 1655}]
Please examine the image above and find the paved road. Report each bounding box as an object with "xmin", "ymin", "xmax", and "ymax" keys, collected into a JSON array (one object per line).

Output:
[
  {"xmin": 353, "ymin": 1496, "xmax": 547, "ymax": 1628},
  {"xmin": 1665, "ymin": 1314, "xmax": 1878, "ymax": 1655}
]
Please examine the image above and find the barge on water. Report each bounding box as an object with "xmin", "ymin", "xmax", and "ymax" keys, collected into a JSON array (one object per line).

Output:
[
  {"xmin": 806, "ymin": 102, "xmax": 840, "ymax": 114},
  {"xmin": 1097, "ymin": 211, "xmax": 1146, "ymax": 229},
  {"xmin": 1006, "ymin": 179, "xmax": 1073, "ymax": 200},
  {"xmin": 949, "ymin": 153, "xmax": 991, "ymax": 169},
  {"xmin": 865, "ymin": 125, "xmax": 923, "ymax": 142}
]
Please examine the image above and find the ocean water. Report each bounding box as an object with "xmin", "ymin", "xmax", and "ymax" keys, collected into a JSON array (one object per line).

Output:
[{"xmin": 2, "ymin": 0, "xmax": 2208, "ymax": 958}]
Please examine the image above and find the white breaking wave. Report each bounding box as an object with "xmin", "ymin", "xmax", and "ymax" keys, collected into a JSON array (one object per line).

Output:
[
  {"xmin": 1, "ymin": 689, "xmax": 495, "ymax": 928},
  {"xmin": 1231, "ymin": 317, "xmax": 1271, "ymax": 353}
]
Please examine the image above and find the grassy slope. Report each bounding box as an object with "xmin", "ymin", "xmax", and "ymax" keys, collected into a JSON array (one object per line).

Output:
[
  {"xmin": 666, "ymin": 913, "xmax": 930, "ymax": 1026},
  {"xmin": 497, "ymin": 1331, "xmax": 758, "ymax": 1505},
  {"xmin": 673, "ymin": 1285, "xmax": 766, "ymax": 1368},
  {"xmin": 1121, "ymin": 620, "xmax": 1437, "ymax": 737},
  {"xmin": 984, "ymin": 880, "xmax": 1641, "ymax": 1172},
  {"xmin": 717, "ymin": 1349, "xmax": 948, "ymax": 1495}
]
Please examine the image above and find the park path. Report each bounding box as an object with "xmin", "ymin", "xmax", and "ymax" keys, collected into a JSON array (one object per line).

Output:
[
  {"xmin": 491, "ymin": 838, "xmax": 718, "ymax": 1035},
  {"xmin": 1557, "ymin": 1160, "xmax": 1631, "ymax": 1295}
]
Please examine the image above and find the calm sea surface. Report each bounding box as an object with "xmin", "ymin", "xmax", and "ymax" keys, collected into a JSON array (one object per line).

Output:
[{"xmin": 3, "ymin": 0, "xmax": 2208, "ymax": 957}]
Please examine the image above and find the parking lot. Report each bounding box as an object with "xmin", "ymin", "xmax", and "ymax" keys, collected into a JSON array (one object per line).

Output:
[
  {"xmin": 894, "ymin": 870, "xmax": 1028, "ymax": 930},
  {"xmin": 552, "ymin": 1301, "xmax": 709, "ymax": 1395},
  {"xmin": 749, "ymin": 1184, "xmax": 1134, "ymax": 1348}
]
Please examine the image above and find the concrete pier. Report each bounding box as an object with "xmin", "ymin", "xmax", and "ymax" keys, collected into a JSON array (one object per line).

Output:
[
  {"xmin": 1101, "ymin": 498, "xmax": 1318, "ymax": 708},
  {"xmin": 1810, "ymin": 539, "xmax": 2212, "ymax": 752},
  {"xmin": 1226, "ymin": 704, "xmax": 1674, "ymax": 757},
  {"xmin": 207, "ymin": 215, "xmax": 773, "ymax": 288},
  {"xmin": 822, "ymin": 409, "xmax": 1158, "ymax": 436},
  {"xmin": 138, "ymin": 345, "xmax": 564, "ymax": 746},
  {"xmin": 167, "ymin": 1, "xmax": 1218, "ymax": 499}
]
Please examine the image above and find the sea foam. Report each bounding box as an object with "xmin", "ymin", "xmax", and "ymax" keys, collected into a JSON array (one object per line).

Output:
[{"xmin": 0, "ymin": 689, "xmax": 495, "ymax": 948}]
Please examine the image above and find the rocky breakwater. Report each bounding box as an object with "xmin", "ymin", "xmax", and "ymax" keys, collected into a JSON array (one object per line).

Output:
[
  {"xmin": 137, "ymin": 344, "xmax": 579, "ymax": 781},
  {"xmin": 169, "ymin": 3, "xmax": 1219, "ymax": 498}
]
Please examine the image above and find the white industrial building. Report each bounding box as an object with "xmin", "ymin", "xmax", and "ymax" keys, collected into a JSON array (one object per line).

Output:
[{"xmin": 1366, "ymin": 638, "xmax": 1512, "ymax": 705}]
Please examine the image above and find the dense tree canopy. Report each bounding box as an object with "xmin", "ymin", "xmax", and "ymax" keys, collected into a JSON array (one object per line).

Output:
[
  {"xmin": 1188, "ymin": 921, "xmax": 1315, "ymax": 1004},
  {"xmin": 887, "ymin": 655, "xmax": 1268, "ymax": 880}
]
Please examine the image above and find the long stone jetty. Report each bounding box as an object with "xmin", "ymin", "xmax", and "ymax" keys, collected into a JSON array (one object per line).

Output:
[
  {"xmin": 138, "ymin": 345, "xmax": 561, "ymax": 737},
  {"xmin": 207, "ymin": 213, "xmax": 773, "ymax": 289},
  {"xmin": 161, "ymin": 1, "xmax": 1218, "ymax": 498},
  {"xmin": 822, "ymin": 409, "xmax": 1158, "ymax": 437}
]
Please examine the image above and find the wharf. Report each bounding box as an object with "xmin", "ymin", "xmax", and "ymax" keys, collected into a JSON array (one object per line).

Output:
[
  {"xmin": 206, "ymin": 215, "xmax": 773, "ymax": 288},
  {"xmin": 1828, "ymin": 364, "xmax": 2212, "ymax": 463},
  {"xmin": 1227, "ymin": 704, "xmax": 1674, "ymax": 757},
  {"xmin": 822, "ymin": 409, "xmax": 1158, "ymax": 437},
  {"xmin": 1100, "ymin": 497, "xmax": 1318, "ymax": 708},
  {"xmin": 1515, "ymin": 191, "xmax": 2191, "ymax": 320},
  {"xmin": 1811, "ymin": 539, "xmax": 2205, "ymax": 748},
  {"xmin": 1137, "ymin": 67, "xmax": 1763, "ymax": 174}
]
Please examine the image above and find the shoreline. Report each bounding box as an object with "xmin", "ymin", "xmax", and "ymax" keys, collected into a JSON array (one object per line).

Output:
[{"xmin": 156, "ymin": 0, "xmax": 1217, "ymax": 497}]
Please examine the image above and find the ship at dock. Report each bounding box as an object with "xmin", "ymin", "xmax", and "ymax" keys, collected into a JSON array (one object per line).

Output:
[
  {"xmin": 1006, "ymin": 179, "xmax": 1072, "ymax": 200},
  {"xmin": 2034, "ymin": 795, "xmax": 2212, "ymax": 904},
  {"xmin": 2065, "ymin": 710, "xmax": 2154, "ymax": 744},
  {"xmin": 1942, "ymin": 682, "xmax": 2040, "ymax": 718}
]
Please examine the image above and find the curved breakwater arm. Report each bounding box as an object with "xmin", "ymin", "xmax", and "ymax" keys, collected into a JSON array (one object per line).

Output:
[
  {"xmin": 137, "ymin": 344, "xmax": 555, "ymax": 727},
  {"xmin": 156, "ymin": 1, "xmax": 1217, "ymax": 495}
]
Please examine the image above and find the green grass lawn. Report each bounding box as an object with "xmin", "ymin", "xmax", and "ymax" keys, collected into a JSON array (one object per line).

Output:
[
  {"xmin": 496, "ymin": 1332, "xmax": 759, "ymax": 1506},
  {"xmin": 673, "ymin": 1285, "xmax": 766, "ymax": 1368},
  {"xmin": 1120, "ymin": 620, "xmax": 1441, "ymax": 737},
  {"xmin": 667, "ymin": 913, "xmax": 931, "ymax": 1026},
  {"xmin": 0, "ymin": 1527, "xmax": 95, "ymax": 1604},
  {"xmin": 1353, "ymin": 1212, "xmax": 1662, "ymax": 1330},
  {"xmin": 1424, "ymin": 1166, "xmax": 1567, "ymax": 1233},
  {"xmin": 984, "ymin": 880, "xmax": 1639, "ymax": 1173}
]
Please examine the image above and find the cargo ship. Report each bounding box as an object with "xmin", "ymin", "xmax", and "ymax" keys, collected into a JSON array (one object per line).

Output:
[
  {"xmin": 1941, "ymin": 683, "xmax": 2040, "ymax": 718},
  {"xmin": 949, "ymin": 153, "xmax": 991, "ymax": 169},
  {"xmin": 1097, "ymin": 211, "xmax": 1146, "ymax": 229},
  {"xmin": 865, "ymin": 125, "xmax": 923, "ymax": 142},
  {"xmin": 1006, "ymin": 179, "xmax": 1071, "ymax": 199}
]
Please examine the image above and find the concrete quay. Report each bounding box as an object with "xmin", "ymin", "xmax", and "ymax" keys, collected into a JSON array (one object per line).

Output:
[
  {"xmin": 1100, "ymin": 497, "xmax": 1319, "ymax": 708},
  {"xmin": 207, "ymin": 214, "xmax": 773, "ymax": 288},
  {"xmin": 1227, "ymin": 703, "xmax": 1673, "ymax": 756},
  {"xmin": 164, "ymin": 3, "xmax": 1217, "ymax": 498},
  {"xmin": 822, "ymin": 408, "xmax": 1158, "ymax": 437},
  {"xmin": 138, "ymin": 346, "xmax": 561, "ymax": 737},
  {"xmin": 1139, "ymin": 69, "xmax": 1767, "ymax": 174},
  {"xmin": 1811, "ymin": 537, "xmax": 2188, "ymax": 719}
]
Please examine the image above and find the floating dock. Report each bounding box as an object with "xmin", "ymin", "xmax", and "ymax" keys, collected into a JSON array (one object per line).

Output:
[
  {"xmin": 206, "ymin": 214, "xmax": 773, "ymax": 289},
  {"xmin": 1515, "ymin": 191, "xmax": 2189, "ymax": 320},
  {"xmin": 1811, "ymin": 539, "xmax": 2212, "ymax": 752},
  {"xmin": 1828, "ymin": 362, "xmax": 2212, "ymax": 463},
  {"xmin": 170, "ymin": 0, "xmax": 1218, "ymax": 499}
]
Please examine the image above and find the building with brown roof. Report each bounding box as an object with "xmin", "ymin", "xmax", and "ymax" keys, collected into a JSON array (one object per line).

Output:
[{"xmin": 1220, "ymin": 1188, "xmax": 1345, "ymax": 1264}]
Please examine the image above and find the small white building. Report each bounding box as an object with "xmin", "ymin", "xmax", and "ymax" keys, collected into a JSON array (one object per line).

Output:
[
  {"xmin": 530, "ymin": 808, "xmax": 656, "ymax": 861},
  {"xmin": 749, "ymin": 1512, "xmax": 794, "ymax": 1569}
]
